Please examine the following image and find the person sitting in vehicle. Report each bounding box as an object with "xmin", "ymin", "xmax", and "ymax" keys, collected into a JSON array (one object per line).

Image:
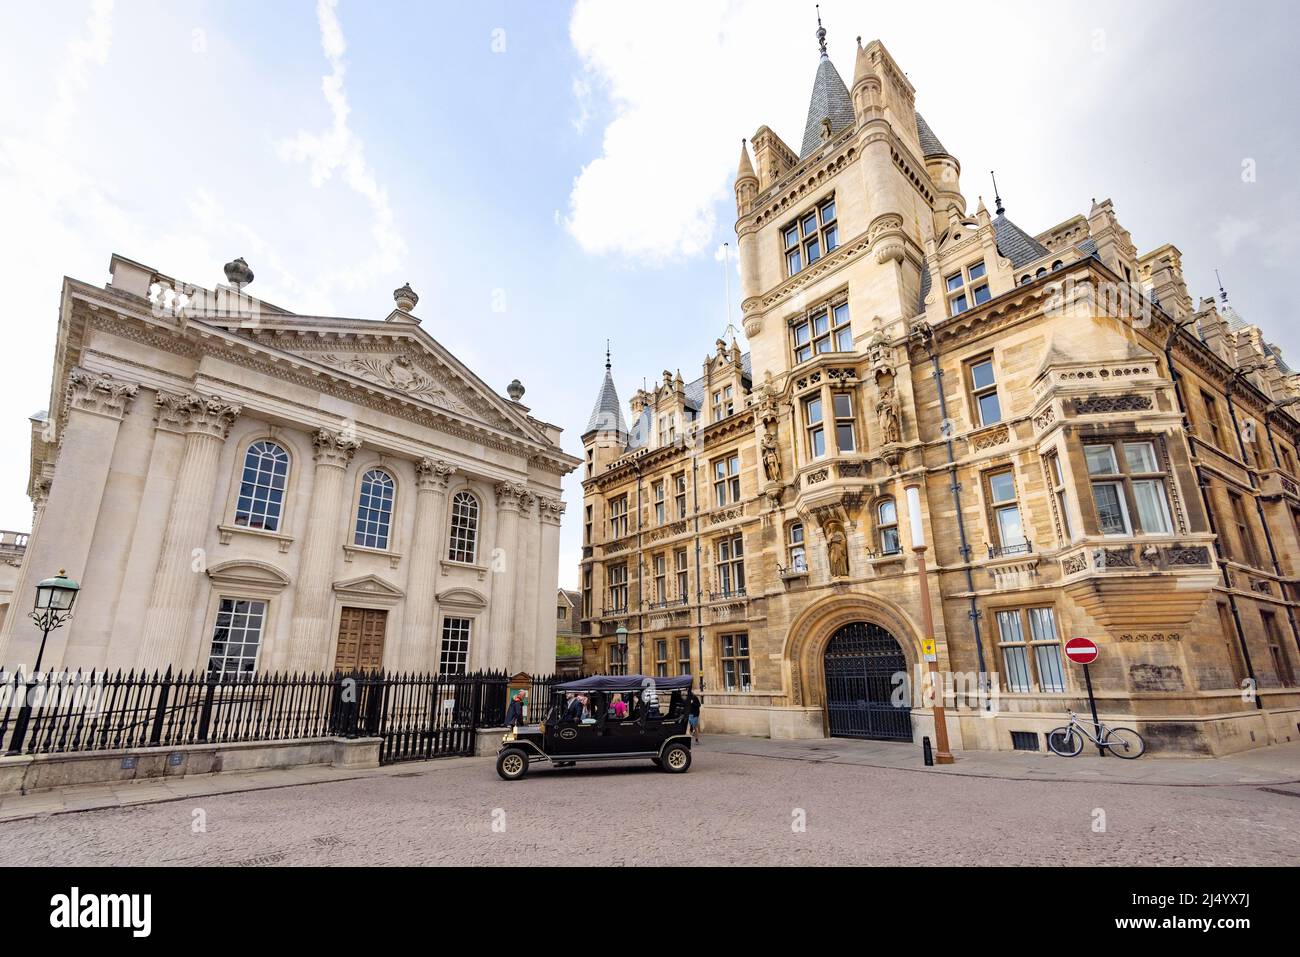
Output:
[
  {"xmin": 609, "ymin": 693, "xmax": 628, "ymax": 719},
  {"xmin": 563, "ymin": 693, "xmax": 584, "ymax": 722}
]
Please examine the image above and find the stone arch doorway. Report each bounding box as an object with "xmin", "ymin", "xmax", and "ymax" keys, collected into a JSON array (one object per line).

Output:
[{"xmin": 823, "ymin": 621, "xmax": 913, "ymax": 741}]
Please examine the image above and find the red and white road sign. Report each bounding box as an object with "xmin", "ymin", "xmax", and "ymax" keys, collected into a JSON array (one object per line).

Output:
[{"xmin": 1064, "ymin": 637, "xmax": 1099, "ymax": 665}]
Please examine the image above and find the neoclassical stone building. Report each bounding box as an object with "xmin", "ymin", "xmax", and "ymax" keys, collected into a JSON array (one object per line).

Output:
[
  {"xmin": 578, "ymin": 27, "xmax": 1300, "ymax": 754},
  {"xmin": 0, "ymin": 254, "xmax": 578, "ymax": 676}
]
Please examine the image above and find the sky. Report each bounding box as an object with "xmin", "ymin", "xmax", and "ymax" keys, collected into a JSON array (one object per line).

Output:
[{"xmin": 1, "ymin": 0, "xmax": 1298, "ymax": 588}]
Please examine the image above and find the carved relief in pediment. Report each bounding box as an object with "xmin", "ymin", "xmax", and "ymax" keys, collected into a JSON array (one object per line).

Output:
[{"xmin": 317, "ymin": 352, "xmax": 493, "ymax": 421}]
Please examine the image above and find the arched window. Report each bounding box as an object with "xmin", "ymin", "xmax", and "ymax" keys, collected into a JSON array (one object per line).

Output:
[
  {"xmin": 447, "ymin": 491, "xmax": 479, "ymax": 564},
  {"xmin": 235, "ymin": 441, "xmax": 289, "ymax": 531},
  {"xmin": 878, "ymin": 499, "xmax": 901, "ymax": 556},
  {"xmin": 788, "ymin": 522, "xmax": 807, "ymax": 572},
  {"xmin": 354, "ymin": 469, "xmax": 395, "ymax": 549}
]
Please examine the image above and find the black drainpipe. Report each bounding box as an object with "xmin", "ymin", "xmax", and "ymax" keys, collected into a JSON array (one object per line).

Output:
[
  {"xmin": 921, "ymin": 336, "xmax": 988, "ymax": 706},
  {"xmin": 1164, "ymin": 328, "xmax": 1261, "ymax": 705},
  {"xmin": 690, "ymin": 436, "xmax": 705, "ymax": 691}
]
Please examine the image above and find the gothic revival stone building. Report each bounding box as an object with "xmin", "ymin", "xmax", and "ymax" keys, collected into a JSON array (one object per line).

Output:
[
  {"xmin": 578, "ymin": 28, "xmax": 1300, "ymax": 754},
  {"xmin": 0, "ymin": 254, "xmax": 578, "ymax": 676}
]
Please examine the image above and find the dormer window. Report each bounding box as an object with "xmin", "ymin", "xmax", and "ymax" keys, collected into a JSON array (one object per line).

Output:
[
  {"xmin": 783, "ymin": 198, "xmax": 838, "ymax": 276},
  {"xmin": 658, "ymin": 412, "xmax": 677, "ymax": 446},
  {"xmin": 946, "ymin": 260, "xmax": 991, "ymax": 315},
  {"xmin": 711, "ymin": 385, "xmax": 735, "ymax": 423},
  {"xmin": 792, "ymin": 301, "xmax": 852, "ymax": 364}
]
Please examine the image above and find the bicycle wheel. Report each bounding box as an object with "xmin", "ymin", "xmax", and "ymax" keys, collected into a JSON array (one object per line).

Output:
[
  {"xmin": 1103, "ymin": 726, "xmax": 1146, "ymax": 759},
  {"xmin": 1047, "ymin": 727, "xmax": 1083, "ymax": 757}
]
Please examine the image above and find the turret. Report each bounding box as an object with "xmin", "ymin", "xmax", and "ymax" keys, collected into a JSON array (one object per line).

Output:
[
  {"xmin": 735, "ymin": 139, "xmax": 758, "ymax": 217},
  {"xmin": 582, "ymin": 347, "xmax": 629, "ymax": 479}
]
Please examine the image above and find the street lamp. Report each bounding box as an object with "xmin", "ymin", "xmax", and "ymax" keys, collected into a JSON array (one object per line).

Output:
[
  {"xmin": 6, "ymin": 569, "xmax": 80, "ymax": 756},
  {"xmin": 31, "ymin": 569, "xmax": 80, "ymax": 673},
  {"xmin": 615, "ymin": 624, "xmax": 628, "ymax": 675},
  {"xmin": 905, "ymin": 486, "xmax": 954, "ymax": 765}
]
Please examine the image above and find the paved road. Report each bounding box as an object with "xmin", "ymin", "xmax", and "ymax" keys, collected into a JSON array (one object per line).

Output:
[{"xmin": 4, "ymin": 749, "xmax": 1299, "ymax": 866}]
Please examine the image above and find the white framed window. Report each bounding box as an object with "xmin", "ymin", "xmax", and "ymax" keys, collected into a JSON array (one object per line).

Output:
[
  {"xmin": 674, "ymin": 547, "xmax": 689, "ymax": 598},
  {"xmin": 968, "ymin": 356, "xmax": 1002, "ymax": 426},
  {"xmin": 447, "ymin": 491, "xmax": 480, "ymax": 563},
  {"xmin": 833, "ymin": 392, "xmax": 855, "ymax": 453},
  {"xmin": 608, "ymin": 494, "xmax": 629, "ymax": 537},
  {"xmin": 674, "ymin": 472, "xmax": 688, "ymax": 518},
  {"xmin": 720, "ymin": 633, "xmax": 752, "ymax": 691},
  {"xmin": 716, "ymin": 533, "xmax": 745, "ymax": 596},
  {"xmin": 653, "ymin": 552, "xmax": 667, "ymax": 603},
  {"xmin": 439, "ymin": 616, "xmax": 472, "ymax": 674},
  {"xmin": 1085, "ymin": 440, "xmax": 1173, "ymax": 536},
  {"xmin": 653, "ymin": 480, "xmax": 666, "ymax": 525},
  {"xmin": 877, "ymin": 499, "xmax": 901, "ymax": 555},
  {"xmin": 995, "ymin": 607, "xmax": 1065, "ymax": 693},
  {"xmin": 788, "ymin": 522, "xmax": 807, "ymax": 572},
  {"xmin": 235, "ymin": 441, "xmax": 289, "ymax": 531},
  {"xmin": 677, "ymin": 636, "xmax": 691, "ymax": 676},
  {"xmin": 354, "ymin": 468, "xmax": 395, "ymax": 549},
  {"xmin": 712, "ymin": 385, "xmax": 735, "ymax": 423},
  {"xmin": 608, "ymin": 643, "xmax": 629, "ymax": 676},
  {"xmin": 206, "ymin": 598, "xmax": 267, "ymax": 680},
  {"xmin": 655, "ymin": 639, "xmax": 669, "ymax": 678},
  {"xmin": 987, "ymin": 469, "xmax": 1025, "ymax": 552},
  {"xmin": 946, "ymin": 260, "xmax": 991, "ymax": 316},
  {"xmin": 713, "ymin": 454, "xmax": 741, "ymax": 506},
  {"xmin": 1046, "ymin": 452, "xmax": 1074, "ymax": 543},
  {"xmin": 606, "ymin": 563, "xmax": 628, "ymax": 612},
  {"xmin": 658, "ymin": 413, "xmax": 676, "ymax": 446},
  {"xmin": 792, "ymin": 301, "xmax": 852, "ymax": 364},
  {"xmin": 805, "ymin": 395, "xmax": 826, "ymax": 458},
  {"xmin": 783, "ymin": 197, "xmax": 838, "ymax": 277}
]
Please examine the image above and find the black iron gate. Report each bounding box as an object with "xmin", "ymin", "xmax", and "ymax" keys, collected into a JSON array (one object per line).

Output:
[{"xmin": 824, "ymin": 622, "xmax": 913, "ymax": 741}]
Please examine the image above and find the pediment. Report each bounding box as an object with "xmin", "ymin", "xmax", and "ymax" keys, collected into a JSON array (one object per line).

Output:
[
  {"xmin": 333, "ymin": 574, "xmax": 405, "ymax": 602},
  {"xmin": 207, "ymin": 560, "xmax": 291, "ymax": 589},
  {"xmin": 436, "ymin": 586, "xmax": 488, "ymax": 610},
  {"xmin": 214, "ymin": 316, "xmax": 549, "ymax": 445}
]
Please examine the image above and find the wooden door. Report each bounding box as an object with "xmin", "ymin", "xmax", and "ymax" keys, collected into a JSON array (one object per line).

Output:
[{"xmin": 334, "ymin": 607, "xmax": 388, "ymax": 672}]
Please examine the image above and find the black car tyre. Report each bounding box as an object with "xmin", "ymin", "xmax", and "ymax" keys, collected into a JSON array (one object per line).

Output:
[
  {"xmin": 496, "ymin": 747, "xmax": 529, "ymax": 780},
  {"xmin": 660, "ymin": 742, "xmax": 691, "ymax": 773}
]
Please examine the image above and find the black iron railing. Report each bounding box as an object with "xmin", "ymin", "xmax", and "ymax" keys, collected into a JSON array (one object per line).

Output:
[
  {"xmin": 0, "ymin": 667, "xmax": 565, "ymax": 764},
  {"xmin": 987, "ymin": 540, "xmax": 1033, "ymax": 559}
]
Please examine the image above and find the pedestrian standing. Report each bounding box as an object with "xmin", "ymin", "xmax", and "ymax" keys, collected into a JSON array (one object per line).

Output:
[{"xmin": 687, "ymin": 689, "xmax": 702, "ymax": 743}]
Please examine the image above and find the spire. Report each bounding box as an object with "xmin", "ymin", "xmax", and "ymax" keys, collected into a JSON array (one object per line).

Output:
[
  {"xmin": 799, "ymin": 16, "xmax": 855, "ymax": 159},
  {"xmin": 1216, "ymin": 269, "xmax": 1229, "ymax": 303},
  {"xmin": 585, "ymin": 346, "xmax": 628, "ymax": 437},
  {"xmin": 990, "ymin": 170, "xmax": 1005, "ymax": 216},
  {"xmin": 736, "ymin": 138, "xmax": 756, "ymax": 181}
]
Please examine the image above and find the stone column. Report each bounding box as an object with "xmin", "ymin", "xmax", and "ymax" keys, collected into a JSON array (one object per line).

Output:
[
  {"xmin": 137, "ymin": 393, "xmax": 241, "ymax": 671},
  {"xmin": 0, "ymin": 369, "xmax": 138, "ymax": 668},
  {"xmin": 512, "ymin": 491, "xmax": 540, "ymax": 674},
  {"xmin": 286, "ymin": 429, "xmax": 360, "ymax": 673},
  {"xmin": 488, "ymin": 481, "xmax": 524, "ymax": 670},
  {"xmin": 534, "ymin": 496, "xmax": 565, "ymax": 675},
  {"xmin": 397, "ymin": 457, "xmax": 455, "ymax": 671}
]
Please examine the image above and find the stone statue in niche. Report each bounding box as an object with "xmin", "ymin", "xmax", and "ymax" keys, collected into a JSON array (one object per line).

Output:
[
  {"xmin": 876, "ymin": 386, "xmax": 901, "ymax": 445},
  {"xmin": 761, "ymin": 428, "xmax": 781, "ymax": 483},
  {"xmin": 826, "ymin": 522, "xmax": 849, "ymax": 578}
]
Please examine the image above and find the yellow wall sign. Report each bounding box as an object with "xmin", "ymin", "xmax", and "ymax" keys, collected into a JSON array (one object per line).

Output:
[{"xmin": 921, "ymin": 638, "xmax": 937, "ymax": 662}]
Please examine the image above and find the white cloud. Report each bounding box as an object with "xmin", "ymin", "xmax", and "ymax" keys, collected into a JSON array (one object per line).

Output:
[{"xmin": 277, "ymin": 0, "xmax": 405, "ymax": 293}]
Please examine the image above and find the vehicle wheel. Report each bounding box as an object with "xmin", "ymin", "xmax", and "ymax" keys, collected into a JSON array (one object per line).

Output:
[
  {"xmin": 660, "ymin": 742, "xmax": 691, "ymax": 773},
  {"xmin": 496, "ymin": 748, "xmax": 529, "ymax": 780},
  {"xmin": 1104, "ymin": 727, "xmax": 1146, "ymax": 759},
  {"xmin": 1047, "ymin": 727, "xmax": 1083, "ymax": 757}
]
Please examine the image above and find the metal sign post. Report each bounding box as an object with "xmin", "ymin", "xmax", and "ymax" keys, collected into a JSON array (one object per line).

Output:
[{"xmin": 1065, "ymin": 637, "xmax": 1105, "ymax": 757}]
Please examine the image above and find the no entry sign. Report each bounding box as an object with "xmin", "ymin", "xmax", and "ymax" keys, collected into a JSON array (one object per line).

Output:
[{"xmin": 1065, "ymin": 637, "xmax": 1099, "ymax": 665}]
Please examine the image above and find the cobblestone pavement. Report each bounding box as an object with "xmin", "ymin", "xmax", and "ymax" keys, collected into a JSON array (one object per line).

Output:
[{"xmin": 4, "ymin": 749, "xmax": 1299, "ymax": 866}]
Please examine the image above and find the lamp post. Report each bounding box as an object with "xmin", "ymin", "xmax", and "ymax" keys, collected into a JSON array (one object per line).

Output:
[
  {"xmin": 615, "ymin": 624, "xmax": 628, "ymax": 675},
  {"xmin": 905, "ymin": 486, "xmax": 954, "ymax": 765},
  {"xmin": 5, "ymin": 569, "xmax": 80, "ymax": 755}
]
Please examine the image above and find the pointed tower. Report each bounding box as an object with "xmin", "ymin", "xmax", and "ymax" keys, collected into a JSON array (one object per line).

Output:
[
  {"xmin": 735, "ymin": 139, "xmax": 758, "ymax": 217},
  {"xmin": 800, "ymin": 13, "xmax": 856, "ymax": 158},
  {"xmin": 582, "ymin": 347, "xmax": 628, "ymax": 480}
]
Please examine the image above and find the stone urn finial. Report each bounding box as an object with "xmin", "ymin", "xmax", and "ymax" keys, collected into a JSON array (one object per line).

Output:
[
  {"xmin": 393, "ymin": 283, "xmax": 418, "ymax": 312},
  {"xmin": 223, "ymin": 256, "xmax": 254, "ymax": 286},
  {"xmin": 507, "ymin": 378, "xmax": 526, "ymax": 402}
]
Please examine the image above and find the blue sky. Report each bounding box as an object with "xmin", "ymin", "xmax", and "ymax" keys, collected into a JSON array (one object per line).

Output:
[{"xmin": 2, "ymin": 0, "xmax": 1298, "ymax": 586}]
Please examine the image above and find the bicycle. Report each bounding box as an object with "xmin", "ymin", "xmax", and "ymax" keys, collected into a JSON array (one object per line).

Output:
[{"xmin": 1046, "ymin": 710, "xmax": 1146, "ymax": 759}]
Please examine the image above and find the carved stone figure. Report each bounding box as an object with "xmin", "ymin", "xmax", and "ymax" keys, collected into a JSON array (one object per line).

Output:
[
  {"xmin": 876, "ymin": 386, "xmax": 901, "ymax": 444},
  {"xmin": 761, "ymin": 429, "xmax": 781, "ymax": 483},
  {"xmin": 827, "ymin": 523, "xmax": 849, "ymax": 578}
]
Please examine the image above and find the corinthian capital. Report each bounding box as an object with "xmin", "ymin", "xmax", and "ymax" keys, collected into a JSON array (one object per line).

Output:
[
  {"xmin": 416, "ymin": 457, "xmax": 456, "ymax": 491},
  {"xmin": 66, "ymin": 368, "xmax": 139, "ymax": 420},
  {"xmin": 537, "ymin": 495, "xmax": 566, "ymax": 526},
  {"xmin": 313, "ymin": 428, "xmax": 361, "ymax": 468},
  {"xmin": 183, "ymin": 394, "xmax": 243, "ymax": 439},
  {"xmin": 494, "ymin": 480, "xmax": 528, "ymax": 510}
]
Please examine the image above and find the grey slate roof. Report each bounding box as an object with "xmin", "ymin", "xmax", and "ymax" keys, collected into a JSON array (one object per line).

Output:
[
  {"xmin": 992, "ymin": 214, "xmax": 1050, "ymax": 269},
  {"xmin": 800, "ymin": 56, "xmax": 856, "ymax": 159},
  {"xmin": 622, "ymin": 353, "xmax": 753, "ymax": 452},
  {"xmin": 585, "ymin": 369, "xmax": 628, "ymax": 436},
  {"xmin": 1266, "ymin": 343, "xmax": 1293, "ymax": 375},
  {"xmin": 915, "ymin": 112, "xmax": 947, "ymax": 157}
]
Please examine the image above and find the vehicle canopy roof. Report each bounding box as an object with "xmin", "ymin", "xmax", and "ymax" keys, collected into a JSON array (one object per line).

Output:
[{"xmin": 553, "ymin": 674, "xmax": 693, "ymax": 693}]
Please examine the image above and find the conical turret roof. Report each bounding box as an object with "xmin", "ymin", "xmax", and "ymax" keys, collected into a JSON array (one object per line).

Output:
[
  {"xmin": 585, "ymin": 365, "xmax": 627, "ymax": 436},
  {"xmin": 799, "ymin": 55, "xmax": 855, "ymax": 159}
]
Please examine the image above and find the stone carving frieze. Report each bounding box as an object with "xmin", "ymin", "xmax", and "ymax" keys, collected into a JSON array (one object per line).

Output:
[{"xmin": 319, "ymin": 352, "xmax": 492, "ymax": 421}]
